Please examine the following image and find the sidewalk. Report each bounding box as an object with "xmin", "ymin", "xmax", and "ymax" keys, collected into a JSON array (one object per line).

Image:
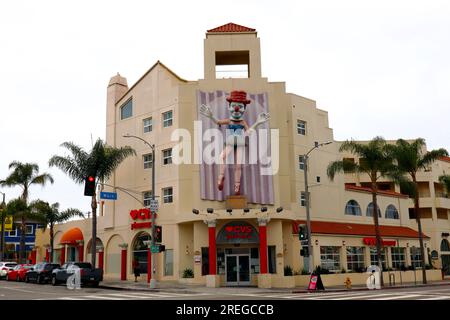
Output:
[{"xmin": 99, "ymin": 277, "xmax": 450, "ymax": 294}]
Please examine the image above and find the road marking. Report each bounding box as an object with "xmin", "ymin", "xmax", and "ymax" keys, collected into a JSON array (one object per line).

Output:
[
  {"xmin": 83, "ymin": 295, "xmax": 124, "ymax": 300},
  {"xmin": 377, "ymin": 294, "xmax": 423, "ymax": 300},
  {"xmin": 325, "ymin": 293, "xmax": 395, "ymax": 300},
  {"xmin": 303, "ymin": 292, "xmax": 378, "ymax": 299},
  {"xmin": 58, "ymin": 297, "xmax": 89, "ymax": 300},
  {"xmin": 419, "ymin": 296, "xmax": 450, "ymax": 300},
  {"xmin": 106, "ymin": 293, "xmax": 167, "ymax": 299}
]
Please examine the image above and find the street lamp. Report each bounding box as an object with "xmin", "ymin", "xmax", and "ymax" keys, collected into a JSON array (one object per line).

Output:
[
  {"xmin": 0, "ymin": 192, "xmax": 5, "ymax": 260},
  {"xmin": 303, "ymin": 141, "xmax": 332, "ymax": 273},
  {"xmin": 123, "ymin": 134, "xmax": 157, "ymax": 288}
]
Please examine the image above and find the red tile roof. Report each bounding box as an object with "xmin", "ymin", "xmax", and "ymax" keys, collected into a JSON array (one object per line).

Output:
[
  {"xmin": 207, "ymin": 23, "xmax": 256, "ymax": 33},
  {"xmin": 292, "ymin": 220, "xmax": 428, "ymax": 239},
  {"xmin": 345, "ymin": 184, "xmax": 408, "ymax": 198},
  {"xmin": 440, "ymin": 156, "xmax": 450, "ymax": 163}
]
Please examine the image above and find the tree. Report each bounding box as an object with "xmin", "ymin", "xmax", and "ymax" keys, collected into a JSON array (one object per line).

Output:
[
  {"xmin": 30, "ymin": 201, "xmax": 84, "ymax": 262},
  {"xmin": 0, "ymin": 162, "xmax": 54, "ymax": 263},
  {"xmin": 5, "ymin": 198, "xmax": 47, "ymax": 263},
  {"xmin": 392, "ymin": 138, "xmax": 448, "ymax": 284},
  {"xmin": 49, "ymin": 139, "xmax": 135, "ymax": 267},
  {"xmin": 327, "ymin": 137, "xmax": 399, "ymax": 287},
  {"xmin": 439, "ymin": 175, "xmax": 450, "ymax": 195}
]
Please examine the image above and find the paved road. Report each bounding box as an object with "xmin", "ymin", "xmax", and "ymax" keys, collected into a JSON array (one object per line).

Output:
[{"xmin": 1, "ymin": 280, "xmax": 450, "ymax": 300}]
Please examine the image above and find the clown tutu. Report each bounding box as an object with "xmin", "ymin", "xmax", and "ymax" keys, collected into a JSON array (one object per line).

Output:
[{"xmin": 200, "ymin": 90, "xmax": 270, "ymax": 195}]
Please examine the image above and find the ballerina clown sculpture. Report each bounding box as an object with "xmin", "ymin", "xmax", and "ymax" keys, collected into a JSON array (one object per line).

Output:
[{"xmin": 200, "ymin": 90, "xmax": 270, "ymax": 195}]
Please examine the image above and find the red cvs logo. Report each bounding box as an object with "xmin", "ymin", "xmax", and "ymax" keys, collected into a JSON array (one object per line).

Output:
[
  {"xmin": 225, "ymin": 225, "xmax": 252, "ymax": 239},
  {"xmin": 130, "ymin": 208, "xmax": 151, "ymax": 220}
]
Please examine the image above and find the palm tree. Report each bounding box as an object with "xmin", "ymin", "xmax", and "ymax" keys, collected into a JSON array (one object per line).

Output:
[
  {"xmin": 0, "ymin": 162, "xmax": 54, "ymax": 263},
  {"xmin": 392, "ymin": 138, "xmax": 448, "ymax": 284},
  {"xmin": 439, "ymin": 175, "xmax": 450, "ymax": 195},
  {"xmin": 49, "ymin": 139, "xmax": 135, "ymax": 267},
  {"xmin": 5, "ymin": 198, "xmax": 47, "ymax": 263},
  {"xmin": 327, "ymin": 137, "xmax": 399, "ymax": 287},
  {"xmin": 30, "ymin": 201, "xmax": 84, "ymax": 262}
]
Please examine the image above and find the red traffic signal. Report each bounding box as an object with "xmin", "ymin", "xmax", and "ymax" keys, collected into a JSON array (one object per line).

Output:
[
  {"xmin": 84, "ymin": 176, "xmax": 96, "ymax": 196},
  {"xmin": 154, "ymin": 225, "xmax": 162, "ymax": 243}
]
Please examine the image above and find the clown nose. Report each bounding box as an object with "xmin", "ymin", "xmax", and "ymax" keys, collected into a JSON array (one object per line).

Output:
[{"xmin": 234, "ymin": 106, "xmax": 240, "ymax": 112}]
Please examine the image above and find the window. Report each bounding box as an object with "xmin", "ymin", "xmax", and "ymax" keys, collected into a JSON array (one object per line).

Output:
[
  {"xmin": 162, "ymin": 149, "xmax": 172, "ymax": 165},
  {"xmin": 120, "ymin": 99, "xmax": 133, "ymax": 120},
  {"xmin": 163, "ymin": 187, "xmax": 173, "ymax": 204},
  {"xmin": 143, "ymin": 117, "xmax": 152, "ymax": 133},
  {"xmin": 366, "ymin": 202, "xmax": 381, "ymax": 217},
  {"xmin": 298, "ymin": 155, "xmax": 305, "ymax": 170},
  {"xmin": 297, "ymin": 120, "xmax": 306, "ymax": 135},
  {"xmin": 391, "ymin": 247, "xmax": 406, "ymax": 269},
  {"xmin": 410, "ymin": 247, "xmax": 423, "ymax": 268},
  {"xmin": 320, "ymin": 246, "xmax": 341, "ymax": 272},
  {"xmin": 385, "ymin": 205, "xmax": 399, "ymax": 219},
  {"xmin": 143, "ymin": 191, "xmax": 153, "ymax": 208},
  {"xmin": 26, "ymin": 225, "xmax": 33, "ymax": 235},
  {"xmin": 441, "ymin": 239, "xmax": 450, "ymax": 252},
  {"xmin": 268, "ymin": 246, "xmax": 276, "ymax": 274},
  {"xmin": 164, "ymin": 249, "xmax": 173, "ymax": 276},
  {"xmin": 345, "ymin": 200, "xmax": 362, "ymax": 216},
  {"xmin": 202, "ymin": 247, "xmax": 211, "ymax": 275},
  {"xmin": 8, "ymin": 228, "xmax": 17, "ymax": 237},
  {"xmin": 250, "ymin": 248, "xmax": 260, "ymax": 274},
  {"xmin": 143, "ymin": 153, "xmax": 153, "ymax": 169},
  {"xmin": 300, "ymin": 192, "xmax": 306, "ymax": 207},
  {"xmin": 346, "ymin": 247, "xmax": 365, "ymax": 271},
  {"xmin": 162, "ymin": 110, "xmax": 173, "ymax": 128},
  {"xmin": 370, "ymin": 247, "xmax": 387, "ymax": 269}
]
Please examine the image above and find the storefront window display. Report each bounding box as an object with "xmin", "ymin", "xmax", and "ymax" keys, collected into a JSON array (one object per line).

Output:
[
  {"xmin": 346, "ymin": 246, "xmax": 365, "ymax": 271},
  {"xmin": 320, "ymin": 246, "xmax": 341, "ymax": 272}
]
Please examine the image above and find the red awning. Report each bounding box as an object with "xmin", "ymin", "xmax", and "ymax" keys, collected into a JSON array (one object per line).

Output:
[
  {"xmin": 60, "ymin": 227, "xmax": 84, "ymax": 245},
  {"xmin": 292, "ymin": 220, "xmax": 429, "ymax": 239}
]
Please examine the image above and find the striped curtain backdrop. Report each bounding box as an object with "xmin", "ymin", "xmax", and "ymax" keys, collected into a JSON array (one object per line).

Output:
[{"xmin": 196, "ymin": 90, "xmax": 274, "ymax": 205}]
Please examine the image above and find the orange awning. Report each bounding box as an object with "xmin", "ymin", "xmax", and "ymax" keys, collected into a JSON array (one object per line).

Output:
[{"xmin": 60, "ymin": 227, "xmax": 84, "ymax": 245}]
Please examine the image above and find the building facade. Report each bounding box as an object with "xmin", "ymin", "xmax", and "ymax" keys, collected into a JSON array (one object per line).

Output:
[{"xmin": 35, "ymin": 23, "xmax": 446, "ymax": 287}]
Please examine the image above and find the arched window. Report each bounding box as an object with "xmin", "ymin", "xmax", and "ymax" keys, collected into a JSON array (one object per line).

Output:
[
  {"xmin": 132, "ymin": 232, "xmax": 151, "ymax": 273},
  {"xmin": 385, "ymin": 205, "xmax": 399, "ymax": 219},
  {"xmin": 345, "ymin": 200, "xmax": 362, "ymax": 216},
  {"xmin": 441, "ymin": 239, "xmax": 450, "ymax": 252},
  {"xmin": 366, "ymin": 202, "xmax": 381, "ymax": 217}
]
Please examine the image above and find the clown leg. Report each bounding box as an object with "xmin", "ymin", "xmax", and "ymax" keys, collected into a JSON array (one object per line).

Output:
[
  {"xmin": 234, "ymin": 146, "xmax": 244, "ymax": 195},
  {"xmin": 218, "ymin": 145, "xmax": 233, "ymax": 191}
]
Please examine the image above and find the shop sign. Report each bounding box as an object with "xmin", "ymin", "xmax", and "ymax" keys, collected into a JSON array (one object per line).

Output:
[
  {"xmin": 0, "ymin": 215, "xmax": 13, "ymax": 231},
  {"xmin": 194, "ymin": 255, "xmax": 201, "ymax": 264},
  {"xmin": 129, "ymin": 208, "xmax": 157, "ymax": 230},
  {"xmin": 363, "ymin": 237, "xmax": 397, "ymax": 246},
  {"xmin": 216, "ymin": 221, "xmax": 259, "ymax": 244},
  {"xmin": 431, "ymin": 250, "xmax": 439, "ymax": 260}
]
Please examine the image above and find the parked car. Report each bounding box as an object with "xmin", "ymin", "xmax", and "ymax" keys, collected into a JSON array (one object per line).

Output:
[
  {"xmin": 52, "ymin": 262, "xmax": 103, "ymax": 287},
  {"xmin": 25, "ymin": 263, "xmax": 60, "ymax": 284},
  {"xmin": 6, "ymin": 264, "xmax": 34, "ymax": 281},
  {"xmin": 0, "ymin": 262, "xmax": 18, "ymax": 279}
]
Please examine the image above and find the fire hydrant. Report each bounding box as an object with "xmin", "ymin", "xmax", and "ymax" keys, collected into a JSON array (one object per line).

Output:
[{"xmin": 344, "ymin": 277, "xmax": 352, "ymax": 289}]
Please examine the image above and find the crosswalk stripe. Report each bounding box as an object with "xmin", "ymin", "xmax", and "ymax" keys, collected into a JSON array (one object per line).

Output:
[
  {"xmin": 58, "ymin": 297, "xmax": 89, "ymax": 300},
  {"xmin": 376, "ymin": 294, "xmax": 423, "ymax": 300},
  {"xmin": 419, "ymin": 296, "xmax": 450, "ymax": 300},
  {"xmin": 106, "ymin": 293, "xmax": 155, "ymax": 299},
  {"xmin": 325, "ymin": 293, "xmax": 395, "ymax": 300},
  {"xmin": 303, "ymin": 292, "xmax": 379, "ymax": 299},
  {"xmin": 83, "ymin": 295, "xmax": 124, "ymax": 300}
]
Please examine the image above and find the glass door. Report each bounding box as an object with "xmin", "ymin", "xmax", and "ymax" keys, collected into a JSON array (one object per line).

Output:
[{"xmin": 226, "ymin": 254, "xmax": 250, "ymax": 286}]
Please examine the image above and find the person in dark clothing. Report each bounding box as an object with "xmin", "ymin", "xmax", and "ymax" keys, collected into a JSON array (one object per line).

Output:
[{"xmin": 132, "ymin": 259, "xmax": 141, "ymax": 282}]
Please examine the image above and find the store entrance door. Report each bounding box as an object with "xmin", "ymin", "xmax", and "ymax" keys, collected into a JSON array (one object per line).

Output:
[{"xmin": 226, "ymin": 254, "xmax": 250, "ymax": 286}]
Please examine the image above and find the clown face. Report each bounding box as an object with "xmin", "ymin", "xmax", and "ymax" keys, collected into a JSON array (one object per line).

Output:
[{"xmin": 229, "ymin": 101, "xmax": 246, "ymax": 120}]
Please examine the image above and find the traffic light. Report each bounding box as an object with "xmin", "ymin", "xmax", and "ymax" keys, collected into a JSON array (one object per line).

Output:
[
  {"xmin": 84, "ymin": 176, "xmax": 96, "ymax": 196},
  {"xmin": 298, "ymin": 224, "xmax": 308, "ymax": 241},
  {"xmin": 154, "ymin": 225, "xmax": 162, "ymax": 243},
  {"xmin": 158, "ymin": 244, "xmax": 166, "ymax": 252}
]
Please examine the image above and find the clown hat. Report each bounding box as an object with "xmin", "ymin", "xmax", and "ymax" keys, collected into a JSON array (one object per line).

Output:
[{"xmin": 226, "ymin": 90, "xmax": 251, "ymax": 105}]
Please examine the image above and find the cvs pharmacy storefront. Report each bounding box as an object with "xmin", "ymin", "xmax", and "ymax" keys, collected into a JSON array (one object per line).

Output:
[{"xmin": 204, "ymin": 219, "xmax": 275, "ymax": 287}]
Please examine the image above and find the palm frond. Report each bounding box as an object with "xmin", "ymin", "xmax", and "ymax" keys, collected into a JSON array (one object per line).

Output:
[
  {"xmin": 49, "ymin": 156, "xmax": 85, "ymax": 183},
  {"xmin": 439, "ymin": 175, "xmax": 450, "ymax": 194},
  {"xmin": 30, "ymin": 173, "xmax": 54, "ymax": 186},
  {"xmin": 419, "ymin": 148, "xmax": 449, "ymax": 169},
  {"xmin": 327, "ymin": 159, "xmax": 359, "ymax": 181}
]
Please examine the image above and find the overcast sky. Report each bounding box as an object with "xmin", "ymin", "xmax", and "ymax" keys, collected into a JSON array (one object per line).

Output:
[{"xmin": 1, "ymin": 0, "xmax": 449, "ymax": 213}]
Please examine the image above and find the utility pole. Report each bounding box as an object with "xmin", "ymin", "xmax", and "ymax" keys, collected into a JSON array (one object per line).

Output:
[
  {"xmin": 303, "ymin": 141, "xmax": 332, "ymax": 273},
  {"xmin": 123, "ymin": 134, "xmax": 157, "ymax": 288},
  {"xmin": 0, "ymin": 192, "xmax": 5, "ymax": 261}
]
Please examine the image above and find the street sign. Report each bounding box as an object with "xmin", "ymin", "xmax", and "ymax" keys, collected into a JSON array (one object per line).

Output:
[
  {"xmin": 151, "ymin": 245, "xmax": 160, "ymax": 253},
  {"xmin": 150, "ymin": 199, "xmax": 159, "ymax": 212},
  {"xmin": 100, "ymin": 191, "xmax": 117, "ymax": 200},
  {"xmin": 0, "ymin": 215, "xmax": 13, "ymax": 231}
]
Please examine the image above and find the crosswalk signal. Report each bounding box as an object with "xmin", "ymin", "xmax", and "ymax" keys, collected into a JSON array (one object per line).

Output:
[
  {"xmin": 84, "ymin": 176, "xmax": 96, "ymax": 196},
  {"xmin": 298, "ymin": 224, "xmax": 308, "ymax": 241},
  {"xmin": 155, "ymin": 225, "xmax": 162, "ymax": 243},
  {"xmin": 158, "ymin": 244, "xmax": 166, "ymax": 252}
]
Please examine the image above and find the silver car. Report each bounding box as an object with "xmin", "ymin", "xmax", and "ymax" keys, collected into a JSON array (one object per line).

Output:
[{"xmin": 0, "ymin": 262, "xmax": 18, "ymax": 279}]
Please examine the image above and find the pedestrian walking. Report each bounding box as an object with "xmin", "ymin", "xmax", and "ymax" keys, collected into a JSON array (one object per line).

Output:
[{"xmin": 133, "ymin": 259, "xmax": 141, "ymax": 282}]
